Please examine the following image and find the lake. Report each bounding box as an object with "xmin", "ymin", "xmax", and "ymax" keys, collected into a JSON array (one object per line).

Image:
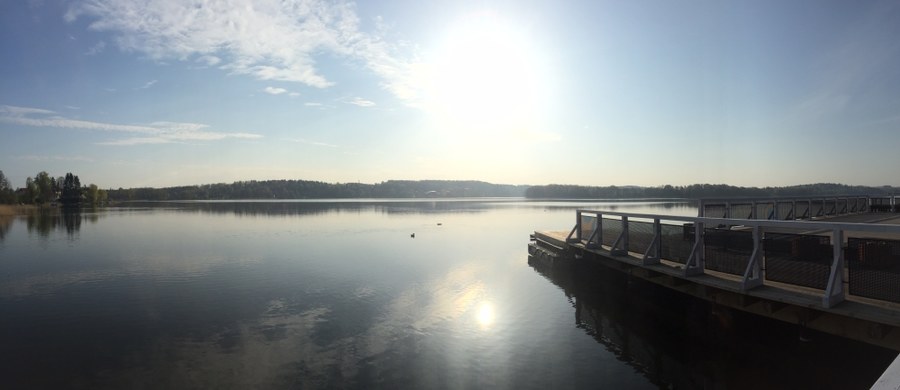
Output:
[{"xmin": 0, "ymin": 199, "xmax": 894, "ymax": 389}]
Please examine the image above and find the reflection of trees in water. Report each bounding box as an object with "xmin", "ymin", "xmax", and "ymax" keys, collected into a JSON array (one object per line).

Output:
[
  {"xmin": 22, "ymin": 207, "xmax": 100, "ymax": 238},
  {"xmin": 0, "ymin": 215, "xmax": 13, "ymax": 240},
  {"xmin": 527, "ymin": 255, "xmax": 894, "ymax": 389},
  {"xmin": 119, "ymin": 201, "xmax": 491, "ymax": 217}
]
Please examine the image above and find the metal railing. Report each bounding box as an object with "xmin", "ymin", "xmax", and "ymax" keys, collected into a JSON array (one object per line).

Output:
[
  {"xmin": 566, "ymin": 209, "xmax": 900, "ymax": 308},
  {"xmin": 698, "ymin": 196, "xmax": 883, "ymax": 220}
]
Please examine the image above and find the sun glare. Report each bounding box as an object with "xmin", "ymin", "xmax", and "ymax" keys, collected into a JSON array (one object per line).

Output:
[
  {"xmin": 476, "ymin": 301, "xmax": 495, "ymax": 328},
  {"xmin": 423, "ymin": 12, "xmax": 544, "ymax": 136}
]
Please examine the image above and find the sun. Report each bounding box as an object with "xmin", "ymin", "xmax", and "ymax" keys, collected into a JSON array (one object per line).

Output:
[{"xmin": 423, "ymin": 12, "xmax": 544, "ymax": 134}]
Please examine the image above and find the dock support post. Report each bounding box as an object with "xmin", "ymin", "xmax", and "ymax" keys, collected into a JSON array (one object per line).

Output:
[
  {"xmin": 740, "ymin": 226, "xmax": 764, "ymax": 291},
  {"xmin": 683, "ymin": 222, "xmax": 705, "ymax": 276},
  {"xmin": 642, "ymin": 218, "xmax": 662, "ymax": 265},
  {"xmin": 823, "ymin": 228, "xmax": 846, "ymax": 308}
]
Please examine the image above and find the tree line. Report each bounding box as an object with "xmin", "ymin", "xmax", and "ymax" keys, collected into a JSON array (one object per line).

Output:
[
  {"xmin": 0, "ymin": 170, "xmax": 107, "ymax": 205},
  {"xmin": 3, "ymin": 168, "xmax": 896, "ymax": 204},
  {"xmin": 105, "ymin": 180, "xmax": 529, "ymax": 201},
  {"xmin": 523, "ymin": 183, "xmax": 899, "ymax": 199}
]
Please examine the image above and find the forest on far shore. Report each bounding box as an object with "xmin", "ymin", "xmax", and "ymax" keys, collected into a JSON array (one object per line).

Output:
[
  {"xmin": 95, "ymin": 181, "xmax": 900, "ymax": 202},
  {"xmin": 1, "ymin": 169, "xmax": 897, "ymax": 204}
]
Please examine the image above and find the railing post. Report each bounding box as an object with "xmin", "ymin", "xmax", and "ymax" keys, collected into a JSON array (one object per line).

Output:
[
  {"xmin": 683, "ymin": 221, "xmax": 705, "ymax": 276},
  {"xmin": 610, "ymin": 216, "xmax": 628, "ymax": 256},
  {"xmin": 567, "ymin": 210, "xmax": 582, "ymax": 243},
  {"xmin": 823, "ymin": 228, "xmax": 846, "ymax": 308},
  {"xmin": 643, "ymin": 218, "xmax": 662, "ymax": 265},
  {"xmin": 741, "ymin": 225, "xmax": 764, "ymax": 291},
  {"xmin": 586, "ymin": 213, "xmax": 602, "ymax": 249}
]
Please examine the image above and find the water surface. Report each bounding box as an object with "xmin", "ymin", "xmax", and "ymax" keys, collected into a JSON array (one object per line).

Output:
[{"xmin": 0, "ymin": 200, "xmax": 892, "ymax": 388}]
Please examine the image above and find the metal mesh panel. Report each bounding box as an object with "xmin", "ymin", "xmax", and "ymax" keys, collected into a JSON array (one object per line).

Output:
[
  {"xmin": 852, "ymin": 198, "xmax": 868, "ymax": 213},
  {"xmin": 731, "ymin": 203, "xmax": 753, "ymax": 219},
  {"xmin": 837, "ymin": 199, "xmax": 848, "ymax": 214},
  {"xmin": 627, "ymin": 220, "xmax": 655, "ymax": 254},
  {"xmin": 763, "ymin": 233, "xmax": 832, "ymax": 290},
  {"xmin": 796, "ymin": 202, "xmax": 811, "ymax": 219},
  {"xmin": 756, "ymin": 202, "xmax": 775, "ymax": 220},
  {"xmin": 579, "ymin": 214, "xmax": 597, "ymax": 242},
  {"xmin": 810, "ymin": 201, "xmax": 825, "ymax": 217},
  {"xmin": 704, "ymin": 228, "xmax": 752, "ymax": 275},
  {"xmin": 775, "ymin": 202, "xmax": 794, "ymax": 220},
  {"xmin": 660, "ymin": 223, "xmax": 693, "ymax": 264},
  {"xmin": 703, "ymin": 204, "xmax": 726, "ymax": 218},
  {"xmin": 601, "ymin": 217, "xmax": 622, "ymax": 247},
  {"xmin": 824, "ymin": 199, "xmax": 837, "ymax": 216},
  {"xmin": 848, "ymin": 238, "xmax": 900, "ymax": 303}
]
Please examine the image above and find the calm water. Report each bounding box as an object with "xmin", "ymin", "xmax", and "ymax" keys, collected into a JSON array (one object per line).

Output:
[{"xmin": 0, "ymin": 200, "xmax": 893, "ymax": 389}]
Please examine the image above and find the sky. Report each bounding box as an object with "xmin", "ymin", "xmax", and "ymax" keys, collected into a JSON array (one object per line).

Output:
[{"xmin": 1, "ymin": 0, "xmax": 899, "ymax": 189}]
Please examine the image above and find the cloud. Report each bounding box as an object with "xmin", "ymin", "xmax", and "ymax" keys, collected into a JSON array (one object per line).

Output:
[
  {"xmin": 347, "ymin": 97, "xmax": 375, "ymax": 107},
  {"xmin": 0, "ymin": 105, "xmax": 56, "ymax": 116},
  {"xmin": 263, "ymin": 87, "xmax": 288, "ymax": 95},
  {"xmin": 304, "ymin": 102, "xmax": 323, "ymax": 107},
  {"xmin": 285, "ymin": 138, "xmax": 338, "ymax": 148},
  {"xmin": 0, "ymin": 104, "xmax": 262, "ymax": 146},
  {"xmin": 13, "ymin": 155, "xmax": 95, "ymax": 162},
  {"xmin": 289, "ymin": 92, "xmax": 301, "ymax": 97},
  {"xmin": 84, "ymin": 40, "xmax": 106, "ymax": 55},
  {"xmin": 197, "ymin": 55, "xmax": 221, "ymax": 66},
  {"xmin": 138, "ymin": 79, "xmax": 158, "ymax": 89},
  {"xmin": 64, "ymin": 0, "xmax": 422, "ymax": 103}
]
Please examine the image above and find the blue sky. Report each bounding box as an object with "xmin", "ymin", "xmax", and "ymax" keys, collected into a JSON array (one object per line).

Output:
[{"xmin": 2, "ymin": 0, "xmax": 899, "ymax": 189}]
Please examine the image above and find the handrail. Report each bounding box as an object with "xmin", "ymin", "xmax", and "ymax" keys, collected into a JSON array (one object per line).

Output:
[
  {"xmin": 696, "ymin": 195, "xmax": 898, "ymax": 219},
  {"xmin": 570, "ymin": 209, "xmax": 900, "ymax": 309}
]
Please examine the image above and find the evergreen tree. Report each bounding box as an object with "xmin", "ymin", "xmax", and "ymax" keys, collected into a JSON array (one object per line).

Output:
[{"xmin": 60, "ymin": 173, "xmax": 82, "ymax": 205}]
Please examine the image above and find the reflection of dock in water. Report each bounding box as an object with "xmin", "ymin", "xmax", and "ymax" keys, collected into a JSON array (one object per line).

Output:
[{"xmin": 528, "ymin": 250, "xmax": 895, "ymax": 388}]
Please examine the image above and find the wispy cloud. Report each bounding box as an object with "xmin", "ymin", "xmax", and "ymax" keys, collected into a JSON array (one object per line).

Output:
[
  {"xmin": 285, "ymin": 138, "xmax": 339, "ymax": 148},
  {"xmin": 13, "ymin": 155, "xmax": 95, "ymax": 162},
  {"xmin": 0, "ymin": 104, "xmax": 262, "ymax": 146},
  {"xmin": 347, "ymin": 97, "xmax": 376, "ymax": 107},
  {"xmin": 138, "ymin": 79, "xmax": 158, "ymax": 89},
  {"xmin": 64, "ymin": 0, "xmax": 421, "ymax": 103},
  {"xmin": 84, "ymin": 40, "xmax": 106, "ymax": 55},
  {"xmin": 264, "ymin": 86, "xmax": 288, "ymax": 95},
  {"xmin": 196, "ymin": 55, "xmax": 221, "ymax": 67}
]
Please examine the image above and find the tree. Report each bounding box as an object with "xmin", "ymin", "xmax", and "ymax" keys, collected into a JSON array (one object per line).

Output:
[
  {"xmin": 84, "ymin": 184, "xmax": 102, "ymax": 205},
  {"xmin": 33, "ymin": 171, "xmax": 54, "ymax": 204},
  {"xmin": 24, "ymin": 177, "xmax": 37, "ymax": 203},
  {"xmin": 60, "ymin": 173, "xmax": 83, "ymax": 205},
  {"xmin": 0, "ymin": 170, "xmax": 15, "ymax": 204}
]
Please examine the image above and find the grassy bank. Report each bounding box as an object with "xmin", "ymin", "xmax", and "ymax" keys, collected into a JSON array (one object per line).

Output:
[{"xmin": 0, "ymin": 204, "xmax": 38, "ymax": 216}]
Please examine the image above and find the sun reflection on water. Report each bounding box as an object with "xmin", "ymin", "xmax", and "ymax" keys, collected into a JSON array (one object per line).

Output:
[{"xmin": 476, "ymin": 301, "xmax": 495, "ymax": 328}]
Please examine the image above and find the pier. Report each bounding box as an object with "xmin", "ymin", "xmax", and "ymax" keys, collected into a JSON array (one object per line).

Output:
[{"xmin": 529, "ymin": 196, "xmax": 900, "ymax": 381}]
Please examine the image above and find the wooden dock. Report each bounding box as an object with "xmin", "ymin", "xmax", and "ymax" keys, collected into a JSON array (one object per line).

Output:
[{"xmin": 530, "ymin": 211, "xmax": 900, "ymax": 352}]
